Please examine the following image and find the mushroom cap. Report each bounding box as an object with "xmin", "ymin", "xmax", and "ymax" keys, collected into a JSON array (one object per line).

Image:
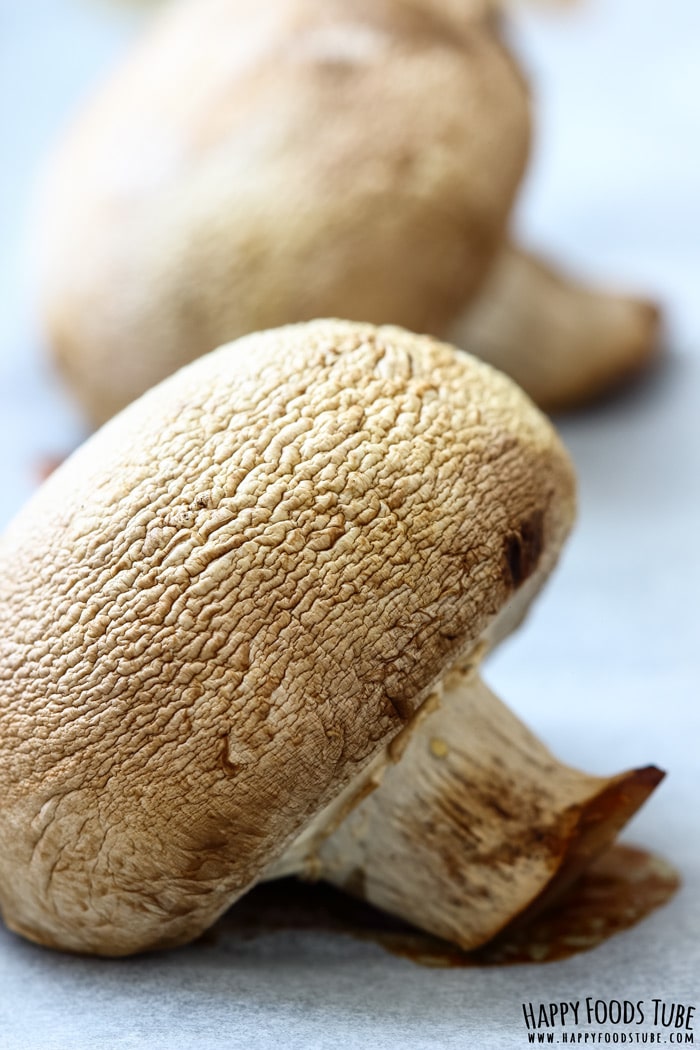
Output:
[
  {"xmin": 35, "ymin": 0, "xmax": 530, "ymax": 424},
  {"xmin": 0, "ymin": 320, "xmax": 574, "ymax": 955}
]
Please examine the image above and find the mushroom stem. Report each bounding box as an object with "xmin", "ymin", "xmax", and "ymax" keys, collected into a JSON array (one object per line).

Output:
[
  {"xmin": 448, "ymin": 244, "xmax": 661, "ymax": 412},
  {"xmin": 272, "ymin": 668, "xmax": 663, "ymax": 950}
]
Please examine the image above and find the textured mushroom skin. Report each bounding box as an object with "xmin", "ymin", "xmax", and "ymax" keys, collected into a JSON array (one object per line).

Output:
[
  {"xmin": 36, "ymin": 0, "xmax": 530, "ymax": 424},
  {"xmin": 0, "ymin": 321, "xmax": 574, "ymax": 955}
]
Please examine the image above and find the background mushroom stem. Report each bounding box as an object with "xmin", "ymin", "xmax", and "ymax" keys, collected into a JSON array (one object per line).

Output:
[
  {"xmin": 273, "ymin": 669, "xmax": 663, "ymax": 951},
  {"xmin": 449, "ymin": 244, "xmax": 661, "ymax": 412}
]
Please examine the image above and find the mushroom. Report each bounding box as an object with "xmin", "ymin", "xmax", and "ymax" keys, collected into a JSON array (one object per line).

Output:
[
  {"xmin": 0, "ymin": 320, "xmax": 661, "ymax": 956},
  {"xmin": 34, "ymin": 0, "xmax": 659, "ymax": 426}
]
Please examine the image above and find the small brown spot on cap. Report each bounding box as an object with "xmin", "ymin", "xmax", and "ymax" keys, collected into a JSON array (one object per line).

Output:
[{"xmin": 504, "ymin": 509, "xmax": 544, "ymax": 588}]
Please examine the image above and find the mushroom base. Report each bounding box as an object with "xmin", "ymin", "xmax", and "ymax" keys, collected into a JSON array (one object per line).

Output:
[
  {"xmin": 448, "ymin": 244, "xmax": 661, "ymax": 413},
  {"xmin": 273, "ymin": 668, "xmax": 663, "ymax": 950}
]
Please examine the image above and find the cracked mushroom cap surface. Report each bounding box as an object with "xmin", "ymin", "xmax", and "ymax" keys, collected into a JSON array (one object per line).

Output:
[
  {"xmin": 0, "ymin": 320, "xmax": 574, "ymax": 955},
  {"xmin": 35, "ymin": 0, "xmax": 530, "ymax": 424}
]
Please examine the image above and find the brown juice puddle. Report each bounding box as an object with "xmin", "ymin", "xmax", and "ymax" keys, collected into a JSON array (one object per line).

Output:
[{"xmin": 211, "ymin": 844, "xmax": 679, "ymax": 966}]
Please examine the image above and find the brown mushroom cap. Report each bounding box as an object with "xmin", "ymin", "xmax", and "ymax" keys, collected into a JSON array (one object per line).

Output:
[
  {"xmin": 35, "ymin": 0, "xmax": 530, "ymax": 425},
  {"xmin": 0, "ymin": 320, "xmax": 574, "ymax": 955}
]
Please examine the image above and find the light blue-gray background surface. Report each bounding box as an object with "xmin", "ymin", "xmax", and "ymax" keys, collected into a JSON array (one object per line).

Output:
[{"xmin": 0, "ymin": 1, "xmax": 698, "ymax": 1047}]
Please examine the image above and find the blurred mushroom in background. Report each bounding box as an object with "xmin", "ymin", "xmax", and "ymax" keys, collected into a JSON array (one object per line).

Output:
[{"xmin": 34, "ymin": 0, "xmax": 658, "ymax": 425}]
